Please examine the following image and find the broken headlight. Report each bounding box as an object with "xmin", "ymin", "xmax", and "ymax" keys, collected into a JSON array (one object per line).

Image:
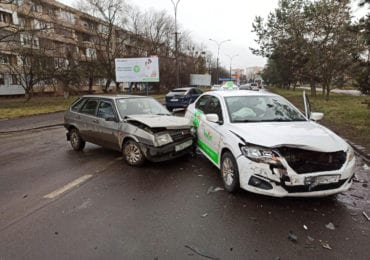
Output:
[
  {"xmin": 347, "ymin": 146, "xmax": 355, "ymax": 163},
  {"xmin": 240, "ymin": 145, "xmax": 281, "ymax": 166},
  {"xmin": 154, "ymin": 133, "xmax": 173, "ymax": 147}
]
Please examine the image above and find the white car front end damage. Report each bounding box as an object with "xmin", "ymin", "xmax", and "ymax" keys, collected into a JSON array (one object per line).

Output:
[{"xmin": 231, "ymin": 123, "xmax": 356, "ymax": 197}]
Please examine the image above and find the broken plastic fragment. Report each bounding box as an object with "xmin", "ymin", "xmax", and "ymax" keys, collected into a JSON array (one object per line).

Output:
[
  {"xmin": 320, "ymin": 241, "xmax": 332, "ymax": 250},
  {"xmin": 325, "ymin": 222, "xmax": 335, "ymax": 230},
  {"xmin": 363, "ymin": 212, "xmax": 370, "ymax": 221},
  {"xmin": 288, "ymin": 231, "xmax": 298, "ymax": 243}
]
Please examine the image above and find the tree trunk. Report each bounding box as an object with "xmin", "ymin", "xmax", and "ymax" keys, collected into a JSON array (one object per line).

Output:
[
  {"xmin": 88, "ymin": 76, "xmax": 94, "ymax": 94},
  {"xmin": 325, "ymin": 85, "xmax": 330, "ymax": 101},
  {"xmin": 104, "ymin": 79, "xmax": 111, "ymax": 93},
  {"xmin": 310, "ymin": 82, "xmax": 316, "ymax": 96}
]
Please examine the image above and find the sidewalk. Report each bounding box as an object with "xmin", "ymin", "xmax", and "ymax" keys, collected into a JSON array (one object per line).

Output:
[{"xmin": 0, "ymin": 111, "xmax": 64, "ymax": 133}]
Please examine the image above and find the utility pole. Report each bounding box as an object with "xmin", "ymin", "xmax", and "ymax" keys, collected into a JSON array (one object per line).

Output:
[
  {"xmin": 209, "ymin": 38, "xmax": 230, "ymax": 84},
  {"xmin": 226, "ymin": 54, "xmax": 238, "ymax": 80},
  {"xmin": 171, "ymin": 0, "xmax": 181, "ymax": 88}
]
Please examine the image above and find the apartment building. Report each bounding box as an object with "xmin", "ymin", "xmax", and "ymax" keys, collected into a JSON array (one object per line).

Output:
[{"xmin": 0, "ymin": 0, "xmax": 150, "ymax": 95}]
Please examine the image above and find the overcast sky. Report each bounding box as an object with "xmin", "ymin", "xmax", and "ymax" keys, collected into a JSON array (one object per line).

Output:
[{"xmin": 63, "ymin": 0, "xmax": 367, "ymax": 70}]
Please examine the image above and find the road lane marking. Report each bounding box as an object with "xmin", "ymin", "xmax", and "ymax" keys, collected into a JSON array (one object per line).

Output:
[{"xmin": 43, "ymin": 174, "xmax": 93, "ymax": 199}]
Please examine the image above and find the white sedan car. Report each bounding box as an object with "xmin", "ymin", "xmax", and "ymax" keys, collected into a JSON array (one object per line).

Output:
[{"xmin": 185, "ymin": 90, "xmax": 356, "ymax": 197}]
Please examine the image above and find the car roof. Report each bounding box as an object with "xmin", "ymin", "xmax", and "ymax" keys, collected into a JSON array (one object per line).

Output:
[
  {"xmin": 208, "ymin": 90, "xmax": 276, "ymax": 98},
  {"xmin": 80, "ymin": 94, "xmax": 152, "ymax": 100},
  {"xmin": 171, "ymin": 87, "xmax": 193, "ymax": 91}
]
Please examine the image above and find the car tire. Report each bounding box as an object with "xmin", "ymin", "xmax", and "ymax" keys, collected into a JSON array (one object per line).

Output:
[
  {"xmin": 221, "ymin": 151, "xmax": 240, "ymax": 193},
  {"xmin": 69, "ymin": 128, "xmax": 85, "ymax": 151},
  {"xmin": 123, "ymin": 140, "xmax": 145, "ymax": 166},
  {"xmin": 166, "ymin": 106, "xmax": 173, "ymax": 112}
]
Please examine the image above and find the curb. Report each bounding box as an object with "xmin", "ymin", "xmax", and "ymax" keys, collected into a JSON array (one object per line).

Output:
[{"xmin": 0, "ymin": 123, "xmax": 64, "ymax": 134}]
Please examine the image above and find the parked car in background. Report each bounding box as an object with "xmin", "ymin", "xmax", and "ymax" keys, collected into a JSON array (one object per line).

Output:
[
  {"xmin": 239, "ymin": 84, "xmax": 252, "ymax": 90},
  {"xmin": 165, "ymin": 87, "xmax": 203, "ymax": 111},
  {"xmin": 185, "ymin": 90, "xmax": 355, "ymax": 197},
  {"xmin": 211, "ymin": 84, "xmax": 221, "ymax": 91},
  {"xmin": 64, "ymin": 95, "xmax": 196, "ymax": 166},
  {"xmin": 250, "ymin": 83, "xmax": 259, "ymax": 91}
]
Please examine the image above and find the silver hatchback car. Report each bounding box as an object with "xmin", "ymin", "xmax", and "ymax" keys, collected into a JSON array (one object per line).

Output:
[{"xmin": 64, "ymin": 95, "xmax": 196, "ymax": 166}]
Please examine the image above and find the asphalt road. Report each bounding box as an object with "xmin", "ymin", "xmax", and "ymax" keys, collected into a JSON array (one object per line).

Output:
[{"xmin": 0, "ymin": 119, "xmax": 369, "ymax": 259}]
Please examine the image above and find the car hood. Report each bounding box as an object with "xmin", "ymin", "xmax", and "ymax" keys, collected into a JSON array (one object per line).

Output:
[
  {"xmin": 127, "ymin": 114, "xmax": 191, "ymax": 129},
  {"xmin": 231, "ymin": 121, "xmax": 348, "ymax": 152}
]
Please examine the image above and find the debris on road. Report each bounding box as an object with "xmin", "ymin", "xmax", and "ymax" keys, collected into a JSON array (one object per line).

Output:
[
  {"xmin": 288, "ymin": 231, "xmax": 298, "ymax": 243},
  {"xmin": 303, "ymin": 225, "xmax": 308, "ymax": 230},
  {"xmin": 320, "ymin": 241, "xmax": 332, "ymax": 250},
  {"xmin": 363, "ymin": 164, "xmax": 369, "ymax": 171},
  {"xmin": 363, "ymin": 211, "xmax": 370, "ymax": 221},
  {"xmin": 22, "ymin": 194, "xmax": 28, "ymax": 199},
  {"xmin": 184, "ymin": 245, "xmax": 219, "ymax": 260},
  {"xmin": 207, "ymin": 186, "xmax": 224, "ymax": 194},
  {"xmin": 201, "ymin": 213, "xmax": 208, "ymax": 218},
  {"xmin": 307, "ymin": 236, "xmax": 315, "ymax": 242},
  {"xmin": 325, "ymin": 222, "xmax": 335, "ymax": 230}
]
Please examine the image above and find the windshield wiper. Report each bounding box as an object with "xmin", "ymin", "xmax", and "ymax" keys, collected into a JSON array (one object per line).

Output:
[{"xmin": 233, "ymin": 119, "xmax": 261, "ymax": 123}]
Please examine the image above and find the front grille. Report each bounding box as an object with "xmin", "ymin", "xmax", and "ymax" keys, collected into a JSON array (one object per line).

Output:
[
  {"xmin": 168, "ymin": 129, "xmax": 192, "ymax": 142},
  {"xmin": 277, "ymin": 147, "xmax": 346, "ymax": 174},
  {"xmin": 283, "ymin": 179, "xmax": 347, "ymax": 193}
]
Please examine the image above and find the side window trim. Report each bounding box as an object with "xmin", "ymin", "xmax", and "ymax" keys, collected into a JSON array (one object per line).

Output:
[{"xmin": 80, "ymin": 98, "xmax": 99, "ymax": 116}]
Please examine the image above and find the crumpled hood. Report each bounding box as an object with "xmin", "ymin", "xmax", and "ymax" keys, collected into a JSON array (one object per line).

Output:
[
  {"xmin": 127, "ymin": 114, "xmax": 191, "ymax": 129},
  {"xmin": 231, "ymin": 121, "xmax": 349, "ymax": 152}
]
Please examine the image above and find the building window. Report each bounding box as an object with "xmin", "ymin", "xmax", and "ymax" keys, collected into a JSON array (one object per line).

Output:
[
  {"xmin": 0, "ymin": 54, "xmax": 9, "ymax": 64},
  {"xmin": 86, "ymin": 48, "xmax": 96, "ymax": 59},
  {"xmin": 58, "ymin": 10, "xmax": 75, "ymax": 24},
  {"xmin": 0, "ymin": 74, "xmax": 4, "ymax": 85},
  {"xmin": 30, "ymin": 2, "xmax": 43, "ymax": 13},
  {"xmin": 0, "ymin": 11, "xmax": 13, "ymax": 24},
  {"xmin": 11, "ymin": 74, "xmax": 20, "ymax": 85}
]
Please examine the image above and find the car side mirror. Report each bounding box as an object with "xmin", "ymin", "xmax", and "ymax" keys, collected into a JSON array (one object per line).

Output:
[
  {"xmin": 310, "ymin": 112, "xmax": 324, "ymax": 121},
  {"xmin": 105, "ymin": 115, "xmax": 118, "ymax": 122},
  {"xmin": 206, "ymin": 113, "xmax": 222, "ymax": 124}
]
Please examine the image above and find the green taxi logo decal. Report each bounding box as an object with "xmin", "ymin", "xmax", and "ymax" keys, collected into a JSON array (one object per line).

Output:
[
  {"xmin": 133, "ymin": 65, "xmax": 140, "ymax": 73},
  {"xmin": 198, "ymin": 139, "xmax": 219, "ymax": 164},
  {"xmin": 203, "ymin": 129, "xmax": 212, "ymax": 141},
  {"xmin": 193, "ymin": 110, "xmax": 203, "ymax": 128},
  {"xmin": 226, "ymin": 81, "xmax": 233, "ymax": 88}
]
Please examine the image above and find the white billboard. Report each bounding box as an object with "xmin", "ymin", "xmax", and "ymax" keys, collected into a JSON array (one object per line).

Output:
[
  {"xmin": 115, "ymin": 57, "xmax": 159, "ymax": 82},
  {"xmin": 190, "ymin": 74, "xmax": 211, "ymax": 86}
]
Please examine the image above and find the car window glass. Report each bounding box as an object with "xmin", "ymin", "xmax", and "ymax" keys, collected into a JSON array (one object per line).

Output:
[
  {"xmin": 80, "ymin": 99, "xmax": 98, "ymax": 115},
  {"xmin": 195, "ymin": 89, "xmax": 202, "ymax": 94},
  {"xmin": 195, "ymin": 95, "xmax": 210, "ymax": 112},
  {"xmin": 116, "ymin": 98, "xmax": 169, "ymax": 117},
  {"xmin": 206, "ymin": 96, "xmax": 223, "ymax": 121},
  {"xmin": 225, "ymin": 96, "xmax": 306, "ymax": 122},
  {"xmin": 71, "ymin": 98, "xmax": 86, "ymax": 112},
  {"xmin": 97, "ymin": 101, "xmax": 114, "ymax": 119}
]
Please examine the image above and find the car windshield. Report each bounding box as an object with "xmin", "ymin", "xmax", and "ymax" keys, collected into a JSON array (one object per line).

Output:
[
  {"xmin": 225, "ymin": 95, "xmax": 307, "ymax": 123},
  {"xmin": 116, "ymin": 97, "xmax": 170, "ymax": 117}
]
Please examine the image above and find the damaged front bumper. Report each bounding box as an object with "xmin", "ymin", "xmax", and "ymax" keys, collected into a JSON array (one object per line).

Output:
[
  {"xmin": 139, "ymin": 137, "xmax": 195, "ymax": 162},
  {"xmin": 237, "ymin": 155, "xmax": 356, "ymax": 197}
]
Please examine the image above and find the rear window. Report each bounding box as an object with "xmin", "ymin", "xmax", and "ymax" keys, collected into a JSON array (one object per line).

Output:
[
  {"xmin": 170, "ymin": 89, "xmax": 187, "ymax": 95},
  {"xmin": 71, "ymin": 98, "xmax": 86, "ymax": 112}
]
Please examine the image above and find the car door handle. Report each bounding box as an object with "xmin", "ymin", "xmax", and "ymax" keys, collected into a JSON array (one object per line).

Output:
[{"xmin": 93, "ymin": 119, "xmax": 99, "ymax": 124}]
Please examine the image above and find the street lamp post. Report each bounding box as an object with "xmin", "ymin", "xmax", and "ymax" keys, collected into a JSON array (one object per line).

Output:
[
  {"xmin": 226, "ymin": 54, "xmax": 239, "ymax": 80},
  {"xmin": 209, "ymin": 38, "xmax": 230, "ymax": 84},
  {"xmin": 171, "ymin": 0, "xmax": 180, "ymax": 88}
]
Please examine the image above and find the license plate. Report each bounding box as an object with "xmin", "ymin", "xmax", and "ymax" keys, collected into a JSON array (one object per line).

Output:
[
  {"xmin": 175, "ymin": 139, "xmax": 193, "ymax": 152},
  {"xmin": 170, "ymin": 98, "xmax": 178, "ymax": 102},
  {"xmin": 306, "ymin": 175, "xmax": 340, "ymax": 185}
]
